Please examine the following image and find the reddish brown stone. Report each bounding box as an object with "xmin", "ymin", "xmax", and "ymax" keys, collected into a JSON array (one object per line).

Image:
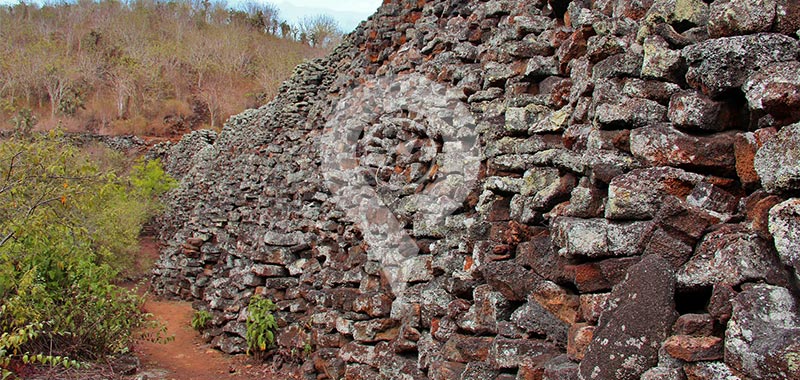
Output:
[
  {"xmin": 315, "ymin": 332, "xmax": 347, "ymax": 348},
  {"xmin": 487, "ymin": 196, "xmax": 511, "ymax": 221},
  {"xmin": 644, "ymin": 226, "xmax": 695, "ymax": 269},
  {"xmin": 344, "ymin": 364, "xmax": 380, "ymax": 380},
  {"xmin": 429, "ymin": 362, "xmax": 466, "ymax": 380},
  {"xmin": 516, "ymin": 228, "xmax": 571, "ymax": 284},
  {"xmin": 442, "ymin": 335, "xmax": 494, "ymax": 363},
  {"xmin": 665, "ymin": 335, "xmax": 723, "ymax": 362},
  {"xmin": 181, "ymin": 246, "xmax": 200, "ymax": 257},
  {"xmin": 720, "ymin": 139, "xmax": 745, "ymax": 185},
  {"xmin": 630, "ymin": 124, "xmax": 737, "ymax": 176},
  {"xmin": 490, "ymin": 337, "xmax": 560, "ymax": 369},
  {"xmin": 567, "ymin": 323, "xmax": 594, "ymax": 361},
  {"xmin": 741, "ymin": 191, "xmax": 784, "ymax": 238},
  {"xmin": 678, "ymin": 225, "xmax": 790, "ymax": 289},
  {"xmin": 656, "ymin": 197, "xmax": 719, "ymax": 241},
  {"xmin": 557, "ymin": 27, "xmax": 592, "ymax": 73},
  {"xmin": 673, "ymin": 314, "xmax": 716, "ymax": 337},
  {"xmin": 185, "ymin": 237, "xmax": 205, "ymax": 248},
  {"xmin": 567, "ymin": 257, "xmax": 641, "ymax": 293},
  {"xmin": 481, "ymin": 260, "xmax": 542, "ymax": 301},
  {"xmin": 614, "ymin": 0, "xmax": 654, "ymax": 20},
  {"xmin": 579, "ymin": 293, "xmax": 609, "ymax": 324},
  {"xmin": 352, "ymin": 319, "xmax": 399, "ymax": 343},
  {"xmin": 251, "ymin": 264, "xmax": 288, "ymax": 277},
  {"xmin": 579, "ymin": 255, "xmax": 678, "ymax": 380},
  {"xmin": 708, "ymin": 284, "xmax": 738, "ymax": 324},
  {"xmin": 353, "ymin": 292, "xmax": 393, "ymax": 318},
  {"xmin": 605, "ymin": 167, "xmax": 705, "ymax": 220},
  {"xmin": 516, "ymin": 364, "xmax": 544, "ymax": 380},
  {"xmin": 734, "ymin": 128, "xmax": 778, "ymax": 188},
  {"xmin": 530, "ymin": 281, "xmax": 580, "ymax": 324},
  {"xmin": 488, "ymin": 221, "xmax": 531, "ymax": 245},
  {"xmin": 540, "ymin": 355, "xmax": 579, "ymax": 380}
]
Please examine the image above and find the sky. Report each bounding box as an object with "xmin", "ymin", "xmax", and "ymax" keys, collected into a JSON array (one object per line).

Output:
[
  {"xmin": 0, "ymin": 0, "xmax": 382, "ymax": 32},
  {"xmin": 266, "ymin": 0, "xmax": 381, "ymax": 32}
]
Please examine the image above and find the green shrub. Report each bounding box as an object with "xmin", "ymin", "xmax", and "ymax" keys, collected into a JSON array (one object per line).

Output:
[
  {"xmin": 245, "ymin": 296, "xmax": 278, "ymax": 355},
  {"xmin": 0, "ymin": 132, "xmax": 174, "ymax": 376},
  {"xmin": 129, "ymin": 158, "xmax": 178, "ymax": 200},
  {"xmin": 57, "ymin": 85, "xmax": 85, "ymax": 116},
  {"xmin": 0, "ymin": 311, "xmax": 82, "ymax": 379},
  {"xmin": 191, "ymin": 310, "xmax": 213, "ymax": 331},
  {"xmin": 10, "ymin": 108, "xmax": 37, "ymax": 137}
]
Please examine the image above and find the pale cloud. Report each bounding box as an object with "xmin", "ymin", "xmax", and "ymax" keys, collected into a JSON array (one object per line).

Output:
[
  {"xmin": 264, "ymin": 0, "xmax": 381, "ymax": 31},
  {"xmin": 272, "ymin": 0, "xmax": 380, "ymax": 14},
  {"xmin": 0, "ymin": 0, "xmax": 383, "ymax": 31}
]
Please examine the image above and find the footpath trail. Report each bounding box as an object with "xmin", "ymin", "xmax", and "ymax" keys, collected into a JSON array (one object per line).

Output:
[
  {"xmin": 133, "ymin": 238, "xmax": 273, "ymax": 380},
  {"xmin": 135, "ymin": 298, "xmax": 242, "ymax": 380}
]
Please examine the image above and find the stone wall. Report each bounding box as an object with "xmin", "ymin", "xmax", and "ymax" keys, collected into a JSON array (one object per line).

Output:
[{"xmin": 152, "ymin": 1, "xmax": 800, "ymax": 379}]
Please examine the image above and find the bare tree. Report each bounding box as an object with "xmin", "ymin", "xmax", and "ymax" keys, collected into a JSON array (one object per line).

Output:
[
  {"xmin": 243, "ymin": 1, "xmax": 279, "ymax": 34},
  {"xmin": 298, "ymin": 14, "xmax": 342, "ymax": 48}
]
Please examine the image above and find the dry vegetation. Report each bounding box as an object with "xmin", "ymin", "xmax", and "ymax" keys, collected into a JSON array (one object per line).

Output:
[{"xmin": 0, "ymin": 0, "xmax": 341, "ymax": 136}]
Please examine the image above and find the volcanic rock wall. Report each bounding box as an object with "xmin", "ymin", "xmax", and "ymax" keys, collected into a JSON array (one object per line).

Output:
[{"xmin": 152, "ymin": 0, "xmax": 800, "ymax": 379}]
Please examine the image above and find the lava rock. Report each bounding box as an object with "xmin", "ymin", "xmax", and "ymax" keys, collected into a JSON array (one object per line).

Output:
[
  {"xmin": 725, "ymin": 284, "xmax": 800, "ymax": 380},
  {"xmin": 754, "ymin": 122, "xmax": 800, "ymax": 193},
  {"xmin": 663, "ymin": 335, "xmax": 723, "ymax": 362},
  {"xmin": 552, "ymin": 217, "xmax": 652, "ymax": 258},
  {"xmin": 769, "ymin": 198, "xmax": 800, "ymax": 280},
  {"xmin": 489, "ymin": 337, "xmax": 560, "ymax": 369},
  {"xmin": 629, "ymin": 123, "xmax": 736, "ymax": 175},
  {"xmin": 743, "ymin": 61, "xmax": 800, "ymax": 127},
  {"xmin": 682, "ymin": 33, "xmax": 799, "ymax": 97},
  {"xmin": 667, "ymin": 91, "xmax": 742, "ymax": 132},
  {"xmin": 605, "ymin": 166, "xmax": 704, "ymax": 220},
  {"xmin": 707, "ymin": 0, "xmax": 778, "ymax": 37},
  {"xmin": 682, "ymin": 361, "xmax": 742, "ymax": 380},
  {"xmin": 641, "ymin": 36, "xmax": 685, "ymax": 83},
  {"xmin": 511, "ymin": 296, "xmax": 570, "ymax": 348},
  {"xmin": 595, "ymin": 97, "xmax": 667, "ymax": 129},
  {"xmin": 578, "ymin": 255, "xmax": 679, "ymax": 380},
  {"xmin": 677, "ymin": 225, "xmax": 788, "ymax": 289}
]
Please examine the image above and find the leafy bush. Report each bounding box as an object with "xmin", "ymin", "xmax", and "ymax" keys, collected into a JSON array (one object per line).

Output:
[
  {"xmin": 245, "ymin": 296, "xmax": 278, "ymax": 355},
  {"xmin": 0, "ymin": 132, "xmax": 175, "ymax": 376},
  {"xmin": 130, "ymin": 158, "xmax": 178, "ymax": 200},
  {"xmin": 10, "ymin": 109, "xmax": 37, "ymax": 137},
  {"xmin": 0, "ymin": 311, "xmax": 82, "ymax": 379},
  {"xmin": 191, "ymin": 311, "xmax": 213, "ymax": 331},
  {"xmin": 56, "ymin": 85, "xmax": 85, "ymax": 116}
]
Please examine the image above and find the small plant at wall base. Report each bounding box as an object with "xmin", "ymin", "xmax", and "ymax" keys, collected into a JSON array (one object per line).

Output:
[
  {"xmin": 245, "ymin": 296, "xmax": 278, "ymax": 355},
  {"xmin": 191, "ymin": 311, "xmax": 213, "ymax": 331}
]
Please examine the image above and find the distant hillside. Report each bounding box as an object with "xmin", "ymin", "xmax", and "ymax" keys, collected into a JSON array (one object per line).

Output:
[{"xmin": 0, "ymin": 0, "xmax": 341, "ymax": 136}]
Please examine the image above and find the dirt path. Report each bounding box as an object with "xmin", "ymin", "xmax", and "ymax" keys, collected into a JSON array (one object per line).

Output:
[
  {"xmin": 132, "ymin": 238, "xmax": 273, "ymax": 380},
  {"xmin": 135, "ymin": 299, "xmax": 243, "ymax": 380}
]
